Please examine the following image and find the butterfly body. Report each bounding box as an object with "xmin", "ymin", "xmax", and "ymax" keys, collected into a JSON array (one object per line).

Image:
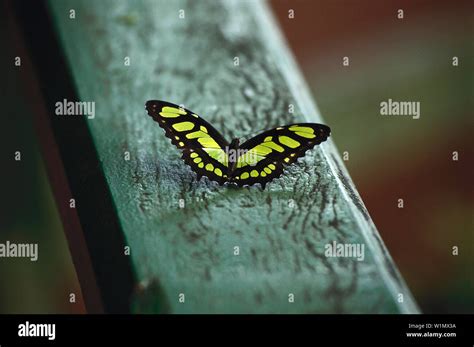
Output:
[
  {"xmin": 226, "ymin": 138, "xmax": 241, "ymax": 173},
  {"xmin": 146, "ymin": 100, "xmax": 331, "ymax": 189}
]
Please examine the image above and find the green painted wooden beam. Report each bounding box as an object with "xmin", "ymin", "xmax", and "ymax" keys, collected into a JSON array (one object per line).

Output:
[{"xmin": 44, "ymin": 0, "xmax": 419, "ymax": 313}]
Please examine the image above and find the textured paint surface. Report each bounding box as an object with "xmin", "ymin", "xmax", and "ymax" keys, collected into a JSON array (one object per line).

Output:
[{"xmin": 48, "ymin": 0, "xmax": 418, "ymax": 313}]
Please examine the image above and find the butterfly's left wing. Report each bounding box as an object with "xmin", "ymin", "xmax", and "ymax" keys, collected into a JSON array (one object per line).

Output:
[
  {"xmin": 232, "ymin": 123, "xmax": 331, "ymax": 188},
  {"xmin": 146, "ymin": 100, "xmax": 230, "ymax": 185}
]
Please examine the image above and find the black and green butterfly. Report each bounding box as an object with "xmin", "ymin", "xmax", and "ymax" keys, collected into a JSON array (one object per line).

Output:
[{"xmin": 145, "ymin": 100, "xmax": 331, "ymax": 189}]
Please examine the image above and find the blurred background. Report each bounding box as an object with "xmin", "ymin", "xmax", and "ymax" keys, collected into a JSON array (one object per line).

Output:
[
  {"xmin": 0, "ymin": 0, "xmax": 472, "ymax": 313},
  {"xmin": 1, "ymin": 4, "xmax": 85, "ymax": 313}
]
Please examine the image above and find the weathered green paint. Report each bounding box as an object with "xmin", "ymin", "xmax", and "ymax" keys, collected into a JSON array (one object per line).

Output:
[{"xmin": 48, "ymin": 0, "xmax": 418, "ymax": 313}]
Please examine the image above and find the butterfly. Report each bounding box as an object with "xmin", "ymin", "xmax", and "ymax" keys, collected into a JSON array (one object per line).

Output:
[{"xmin": 145, "ymin": 100, "xmax": 331, "ymax": 189}]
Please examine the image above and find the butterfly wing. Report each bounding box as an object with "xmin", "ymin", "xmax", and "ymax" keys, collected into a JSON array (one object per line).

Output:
[
  {"xmin": 146, "ymin": 100, "xmax": 230, "ymax": 185},
  {"xmin": 231, "ymin": 123, "xmax": 331, "ymax": 188}
]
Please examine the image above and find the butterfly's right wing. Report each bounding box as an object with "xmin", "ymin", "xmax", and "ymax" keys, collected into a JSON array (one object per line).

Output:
[
  {"xmin": 231, "ymin": 123, "xmax": 331, "ymax": 188},
  {"xmin": 146, "ymin": 100, "xmax": 230, "ymax": 184}
]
